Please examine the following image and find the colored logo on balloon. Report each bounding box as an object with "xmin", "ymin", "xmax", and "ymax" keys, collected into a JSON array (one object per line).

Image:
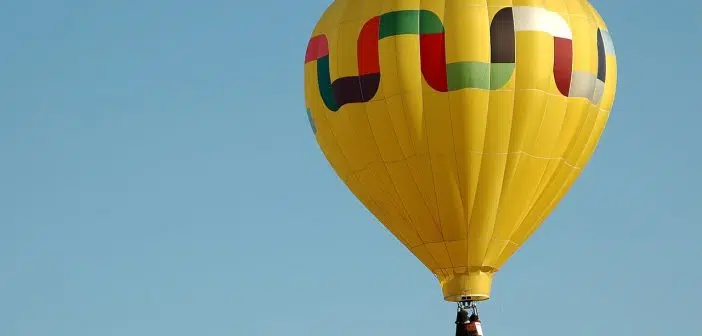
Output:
[{"xmin": 304, "ymin": 6, "xmax": 615, "ymax": 113}]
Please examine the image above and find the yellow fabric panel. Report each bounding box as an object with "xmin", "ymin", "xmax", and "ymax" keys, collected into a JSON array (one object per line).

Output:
[
  {"xmin": 365, "ymin": 100, "xmax": 403, "ymax": 162},
  {"xmin": 565, "ymin": 103, "xmax": 600, "ymax": 166},
  {"xmin": 310, "ymin": 2, "xmax": 342, "ymax": 36},
  {"xmin": 305, "ymin": 64, "xmax": 352, "ymax": 180},
  {"xmin": 601, "ymin": 55, "xmax": 618, "ymax": 111},
  {"xmin": 410, "ymin": 244, "xmax": 441, "ymax": 271},
  {"xmin": 515, "ymin": 32, "xmax": 560, "ymax": 96},
  {"xmin": 406, "ymin": 154, "xmax": 441, "ymax": 224},
  {"xmin": 345, "ymin": 174, "xmax": 420, "ymax": 248},
  {"xmin": 383, "ymin": 0, "xmax": 422, "ymax": 13},
  {"xmin": 351, "ymin": 163, "xmax": 424, "ymax": 245},
  {"xmin": 336, "ymin": 22, "xmax": 360, "ymax": 78},
  {"xmin": 382, "ymin": 96, "xmax": 413, "ymax": 156},
  {"xmin": 544, "ymin": 0, "xmax": 569, "ymax": 15},
  {"xmin": 584, "ymin": 1, "xmax": 608, "ymax": 31},
  {"xmin": 570, "ymin": 14, "xmax": 597, "ymax": 74},
  {"xmin": 491, "ymin": 0, "xmax": 515, "ymax": 8},
  {"xmin": 385, "ymin": 160, "xmax": 444, "ymax": 243},
  {"xmin": 426, "ymin": 242, "xmax": 454, "ymax": 269},
  {"xmin": 338, "ymin": 0, "xmax": 363, "ymax": 23},
  {"xmin": 575, "ymin": 109, "xmax": 609, "ymax": 169},
  {"xmin": 449, "ymin": 91, "xmax": 488, "ymax": 216},
  {"xmin": 445, "ymin": 240, "xmax": 470, "ymax": 268},
  {"xmin": 564, "ymin": 0, "xmax": 592, "ymax": 18},
  {"xmin": 325, "ymin": 105, "xmax": 376, "ymax": 172},
  {"xmin": 444, "ymin": 3, "xmax": 490, "ymax": 64},
  {"xmin": 304, "ymin": 0, "xmax": 618, "ymax": 301},
  {"xmin": 513, "ymin": 0, "xmax": 545, "ymax": 7},
  {"xmin": 423, "ymin": 88, "xmax": 464, "ymax": 242}
]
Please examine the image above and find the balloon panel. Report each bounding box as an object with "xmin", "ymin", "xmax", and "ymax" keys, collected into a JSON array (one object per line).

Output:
[{"xmin": 304, "ymin": 0, "xmax": 617, "ymax": 301}]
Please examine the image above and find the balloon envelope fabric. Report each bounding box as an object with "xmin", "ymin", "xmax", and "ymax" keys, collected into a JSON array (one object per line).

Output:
[{"xmin": 304, "ymin": 0, "xmax": 617, "ymax": 302}]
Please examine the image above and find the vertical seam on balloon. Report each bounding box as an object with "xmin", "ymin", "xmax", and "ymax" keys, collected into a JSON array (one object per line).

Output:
[
  {"xmin": 484, "ymin": 3, "xmax": 518, "ymax": 266},
  {"xmin": 360, "ymin": 102, "xmax": 429, "ymax": 256},
  {"xmin": 395, "ymin": 97, "xmax": 446, "ymax": 246},
  {"xmin": 507, "ymin": 28, "xmax": 566, "ymax": 248},
  {"xmin": 526, "ymin": 105, "xmax": 603, "ymax": 240},
  {"xmin": 470, "ymin": 11, "xmax": 493, "ymax": 271},
  {"xmin": 496, "ymin": 2, "xmax": 572, "ymax": 264},
  {"xmin": 563, "ymin": 105, "xmax": 599, "ymax": 170},
  {"xmin": 351, "ymin": 23, "xmax": 428, "ymax": 254},
  {"xmin": 519, "ymin": 163, "xmax": 583, "ymax": 252},
  {"xmin": 337, "ymin": 0, "xmax": 352, "ymax": 25},
  {"xmin": 416, "ymin": 5, "xmax": 453, "ymax": 268},
  {"xmin": 575, "ymin": 105, "xmax": 610, "ymax": 170},
  {"xmin": 501, "ymin": 117, "xmax": 572, "ymax": 258},
  {"xmin": 414, "ymin": 4, "xmax": 449, "ymax": 247},
  {"xmin": 544, "ymin": 48, "xmax": 596, "ymax": 167},
  {"xmin": 442, "ymin": 0, "xmax": 461, "ymax": 271},
  {"xmin": 310, "ymin": 38, "xmax": 357, "ymax": 181},
  {"xmin": 384, "ymin": 18, "xmax": 429, "ymax": 243},
  {"xmin": 500, "ymin": 1, "xmax": 518, "ymax": 264},
  {"xmin": 496, "ymin": 1, "xmax": 575, "ymax": 261},
  {"xmin": 582, "ymin": 14, "xmax": 597, "ymax": 104},
  {"xmin": 414, "ymin": 0, "xmax": 445, "ymax": 272},
  {"xmin": 320, "ymin": 11, "xmax": 417, "ymax": 248},
  {"xmin": 321, "ymin": 16, "xmax": 366, "ymax": 180},
  {"xmin": 572, "ymin": 106, "xmax": 605, "ymax": 169},
  {"xmin": 441, "ymin": 0, "xmax": 456, "ymax": 272},
  {"xmin": 315, "ymin": 7, "xmax": 363, "ymax": 176},
  {"xmin": 512, "ymin": 96, "xmax": 553, "ymax": 240},
  {"xmin": 561, "ymin": 14, "xmax": 606, "ymax": 166},
  {"xmin": 382, "ymin": 2, "xmax": 444, "ymax": 248},
  {"xmin": 313, "ymin": 96, "xmax": 376, "ymax": 237},
  {"xmin": 416, "ymin": 0, "xmax": 444, "ymax": 236},
  {"xmin": 472, "ymin": 2, "xmax": 510, "ymax": 267},
  {"xmin": 358, "ymin": 64, "xmax": 431, "ymax": 267},
  {"xmin": 497, "ymin": 1, "xmax": 518, "ymax": 266},
  {"xmin": 475, "ymin": 0, "xmax": 493, "ymax": 269},
  {"xmin": 501, "ymin": 8, "xmax": 600, "ymax": 265},
  {"xmin": 391, "ymin": 4, "xmax": 451, "ymax": 273},
  {"xmin": 370, "ymin": 6, "xmax": 444, "ymax": 269},
  {"xmin": 503, "ymin": 5, "xmax": 578, "ymax": 254},
  {"xmin": 461, "ymin": 0, "xmax": 490, "ymax": 272},
  {"xmin": 416, "ymin": 0, "xmax": 447, "ymax": 273}
]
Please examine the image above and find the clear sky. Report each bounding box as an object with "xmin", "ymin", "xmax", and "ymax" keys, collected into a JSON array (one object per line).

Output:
[{"xmin": 1, "ymin": 0, "xmax": 700, "ymax": 335}]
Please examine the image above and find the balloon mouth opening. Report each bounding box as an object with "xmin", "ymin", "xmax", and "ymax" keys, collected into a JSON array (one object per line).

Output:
[
  {"xmin": 445, "ymin": 294, "xmax": 490, "ymax": 302},
  {"xmin": 440, "ymin": 271, "xmax": 495, "ymax": 302}
]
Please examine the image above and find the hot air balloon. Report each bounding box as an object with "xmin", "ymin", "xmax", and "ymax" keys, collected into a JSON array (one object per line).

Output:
[{"xmin": 303, "ymin": 0, "xmax": 617, "ymax": 328}]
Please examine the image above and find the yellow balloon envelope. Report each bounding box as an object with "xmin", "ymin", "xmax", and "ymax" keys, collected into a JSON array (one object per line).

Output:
[{"xmin": 304, "ymin": 0, "xmax": 617, "ymax": 302}]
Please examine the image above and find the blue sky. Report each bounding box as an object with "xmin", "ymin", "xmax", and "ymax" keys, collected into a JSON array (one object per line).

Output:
[{"xmin": 1, "ymin": 0, "xmax": 700, "ymax": 335}]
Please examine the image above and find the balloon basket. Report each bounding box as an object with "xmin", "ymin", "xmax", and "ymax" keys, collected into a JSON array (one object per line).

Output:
[{"xmin": 455, "ymin": 301, "xmax": 484, "ymax": 336}]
